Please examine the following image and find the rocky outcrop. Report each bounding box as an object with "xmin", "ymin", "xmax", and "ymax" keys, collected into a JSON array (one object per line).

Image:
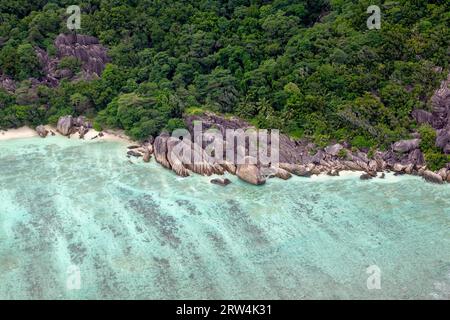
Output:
[
  {"xmin": 1, "ymin": 33, "xmax": 111, "ymax": 92},
  {"xmin": 35, "ymin": 125, "xmax": 48, "ymax": 138}
]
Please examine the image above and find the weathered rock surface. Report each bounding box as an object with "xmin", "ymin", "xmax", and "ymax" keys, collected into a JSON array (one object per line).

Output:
[
  {"xmin": 78, "ymin": 126, "xmax": 89, "ymax": 139},
  {"xmin": 273, "ymin": 167, "xmax": 292, "ymax": 180},
  {"xmin": 325, "ymin": 144, "xmax": 343, "ymax": 156},
  {"xmin": 153, "ymin": 134, "xmax": 172, "ymax": 169},
  {"xmin": 422, "ymin": 170, "xmax": 444, "ymax": 184},
  {"xmin": 392, "ymin": 139, "xmax": 421, "ymax": 153},
  {"xmin": 236, "ymin": 157, "xmax": 266, "ymax": 185},
  {"xmin": 167, "ymin": 137, "xmax": 190, "ymax": 177},
  {"xmin": 36, "ymin": 125, "xmax": 48, "ymax": 138},
  {"xmin": 57, "ymin": 116, "xmax": 73, "ymax": 136}
]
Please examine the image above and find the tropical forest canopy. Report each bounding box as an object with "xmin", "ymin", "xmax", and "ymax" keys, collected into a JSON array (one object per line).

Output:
[{"xmin": 0, "ymin": 0, "xmax": 449, "ymax": 149}]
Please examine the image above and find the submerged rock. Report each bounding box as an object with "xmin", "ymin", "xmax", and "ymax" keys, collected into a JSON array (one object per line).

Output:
[
  {"xmin": 127, "ymin": 150, "xmax": 142, "ymax": 158},
  {"xmin": 360, "ymin": 173, "xmax": 374, "ymax": 180},
  {"xmin": 210, "ymin": 178, "xmax": 231, "ymax": 186}
]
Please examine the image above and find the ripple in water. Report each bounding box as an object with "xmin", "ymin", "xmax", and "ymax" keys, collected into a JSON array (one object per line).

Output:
[{"xmin": 0, "ymin": 137, "xmax": 449, "ymax": 299}]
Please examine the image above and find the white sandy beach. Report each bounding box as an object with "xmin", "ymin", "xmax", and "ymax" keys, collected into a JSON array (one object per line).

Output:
[{"xmin": 0, "ymin": 125, "xmax": 133, "ymax": 143}]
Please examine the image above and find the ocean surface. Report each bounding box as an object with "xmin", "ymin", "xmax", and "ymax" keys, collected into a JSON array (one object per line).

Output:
[{"xmin": 0, "ymin": 136, "xmax": 449, "ymax": 299}]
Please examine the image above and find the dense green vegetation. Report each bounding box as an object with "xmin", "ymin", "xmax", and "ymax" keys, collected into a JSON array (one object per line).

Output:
[
  {"xmin": 418, "ymin": 124, "xmax": 450, "ymax": 171},
  {"xmin": 0, "ymin": 0, "xmax": 449, "ymax": 145}
]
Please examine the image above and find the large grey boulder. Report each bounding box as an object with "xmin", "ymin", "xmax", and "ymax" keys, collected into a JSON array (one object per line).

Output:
[
  {"xmin": 57, "ymin": 116, "xmax": 73, "ymax": 136},
  {"xmin": 236, "ymin": 157, "xmax": 266, "ymax": 185},
  {"xmin": 392, "ymin": 139, "xmax": 421, "ymax": 153},
  {"xmin": 412, "ymin": 109, "xmax": 433, "ymax": 125},
  {"xmin": 325, "ymin": 144, "xmax": 343, "ymax": 156},
  {"xmin": 422, "ymin": 170, "xmax": 444, "ymax": 184},
  {"xmin": 408, "ymin": 149, "xmax": 425, "ymax": 167},
  {"xmin": 279, "ymin": 163, "xmax": 312, "ymax": 177},
  {"xmin": 273, "ymin": 167, "xmax": 292, "ymax": 180}
]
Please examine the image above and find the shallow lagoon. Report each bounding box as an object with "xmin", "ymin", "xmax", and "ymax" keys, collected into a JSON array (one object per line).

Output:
[{"xmin": 0, "ymin": 136, "xmax": 449, "ymax": 299}]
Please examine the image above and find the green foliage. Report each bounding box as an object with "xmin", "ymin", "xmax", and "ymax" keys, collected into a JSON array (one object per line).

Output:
[
  {"xmin": 0, "ymin": 0, "xmax": 449, "ymax": 144},
  {"xmin": 58, "ymin": 57, "xmax": 82, "ymax": 73},
  {"xmin": 351, "ymin": 135, "xmax": 376, "ymax": 150},
  {"xmin": 424, "ymin": 152, "xmax": 450, "ymax": 172},
  {"xmin": 418, "ymin": 124, "xmax": 449, "ymax": 171},
  {"xmin": 418, "ymin": 124, "xmax": 437, "ymax": 152},
  {"xmin": 337, "ymin": 149, "xmax": 348, "ymax": 159}
]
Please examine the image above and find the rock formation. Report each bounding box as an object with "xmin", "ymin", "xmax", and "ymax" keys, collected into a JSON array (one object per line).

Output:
[
  {"xmin": 236, "ymin": 157, "xmax": 266, "ymax": 185},
  {"xmin": 57, "ymin": 116, "xmax": 73, "ymax": 136},
  {"xmin": 35, "ymin": 125, "xmax": 48, "ymax": 138}
]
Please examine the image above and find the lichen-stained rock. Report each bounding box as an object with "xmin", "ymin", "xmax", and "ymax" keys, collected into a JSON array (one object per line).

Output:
[
  {"xmin": 236, "ymin": 157, "xmax": 266, "ymax": 185},
  {"xmin": 167, "ymin": 137, "xmax": 190, "ymax": 177},
  {"xmin": 154, "ymin": 134, "xmax": 172, "ymax": 170},
  {"xmin": 57, "ymin": 116, "xmax": 73, "ymax": 136},
  {"xmin": 35, "ymin": 125, "xmax": 48, "ymax": 138}
]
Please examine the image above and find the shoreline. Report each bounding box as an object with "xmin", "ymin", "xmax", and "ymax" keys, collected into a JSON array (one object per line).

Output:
[
  {"xmin": 0, "ymin": 125, "xmax": 133, "ymax": 144},
  {"xmin": 0, "ymin": 124, "xmax": 447, "ymax": 186}
]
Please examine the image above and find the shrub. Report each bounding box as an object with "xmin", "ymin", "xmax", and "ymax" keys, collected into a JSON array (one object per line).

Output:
[
  {"xmin": 351, "ymin": 135, "xmax": 376, "ymax": 149},
  {"xmin": 418, "ymin": 124, "xmax": 436, "ymax": 152},
  {"xmin": 424, "ymin": 151, "xmax": 450, "ymax": 172},
  {"xmin": 337, "ymin": 149, "xmax": 348, "ymax": 159}
]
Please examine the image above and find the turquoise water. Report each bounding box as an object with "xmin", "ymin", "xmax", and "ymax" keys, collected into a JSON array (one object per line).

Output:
[{"xmin": 0, "ymin": 136, "xmax": 449, "ymax": 300}]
